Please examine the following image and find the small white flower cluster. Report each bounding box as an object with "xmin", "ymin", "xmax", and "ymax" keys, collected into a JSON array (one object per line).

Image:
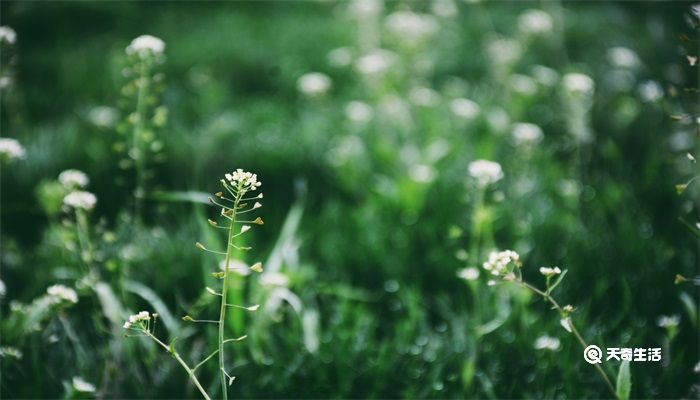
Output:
[
  {"xmin": 606, "ymin": 46, "xmax": 640, "ymax": 69},
  {"xmin": 72, "ymin": 377, "xmax": 96, "ymax": 393},
  {"xmin": 0, "ymin": 26, "xmax": 17, "ymax": 45},
  {"xmin": 385, "ymin": 11, "xmax": 438, "ymax": 45},
  {"xmin": 562, "ymin": 72, "xmax": 594, "ymax": 95},
  {"xmin": 457, "ymin": 267, "xmax": 480, "ymax": 281},
  {"xmin": 297, "ymin": 72, "xmax": 331, "ymax": 96},
  {"xmin": 0, "ymin": 138, "xmax": 26, "ymax": 160},
  {"xmin": 539, "ymin": 266, "xmax": 562, "ymax": 277},
  {"xmin": 656, "ymin": 314, "xmax": 680, "ymax": 328},
  {"xmin": 518, "ymin": 9, "xmax": 553, "ymax": 35},
  {"xmin": 468, "ymin": 159, "xmax": 503, "ymax": 188},
  {"xmin": 63, "ymin": 191, "xmax": 97, "ymax": 211},
  {"xmin": 58, "ymin": 169, "xmax": 89, "ymax": 189},
  {"xmin": 224, "ymin": 169, "xmax": 262, "ymax": 192},
  {"xmin": 345, "ymin": 101, "xmax": 373, "ymax": 123},
  {"xmin": 450, "ymin": 98, "xmax": 480, "ymax": 120},
  {"xmin": 123, "ymin": 311, "xmax": 152, "ymax": 329},
  {"xmin": 126, "ymin": 34, "xmax": 165, "ymax": 58},
  {"xmin": 355, "ymin": 49, "xmax": 396, "ymax": 76},
  {"xmin": 483, "ymin": 250, "xmax": 520, "ymax": 276},
  {"xmin": 47, "ymin": 284, "xmax": 78, "ymax": 304},
  {"xmin": 512, "ymin": 123, "xmax": 543, "ymax": 145},
  {"xmin": 534, "ymin": 335, "xmax": 561, "ymax": 351}
]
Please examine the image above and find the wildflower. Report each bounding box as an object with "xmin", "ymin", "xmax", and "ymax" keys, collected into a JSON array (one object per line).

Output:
[
  {"xmin": 487, "ymin": 38, "xmax": 522, "ymax": 67},
  {"xmin": 0, "ymin": 138, "xmax": 26, "ymax": 160},
  {"xmin": 327, "ymin": 47, "xmax": 354, "ymax": 68},
  {"xmin": 88, "ymin": 106, "xmax": 119, "ymax": 128},
  {"xmin": 431, "ymin": 0, "xmax": 458, "ymax": 18},
  {"xmin": 345, "ymin": 101, "xmax": 373, "ymax": 123},
  {"xmin": 450, "ymin": 98, "xmax": 480, "ymax": 120},
  {"xmin": 539, "ymin": 266, "xmax": 562, "ymax": 277},
  {"xmin": 0, "ymin": 346, "xmax": 22, "ymax": 360},
  {"xmin": 457, "ymin": 267, "xmax": 480, "ymax": 281},
  {"xmin": 124, "ymin": 311, "xmax": 152, "ymax": 329},
  {"xmin": 562, "ymin": 72, "xmax": 594, "ymax": 95},
  {"xmin": 509, "ymin": 74, "xmax": 538, "ymax": 96},
  {"xmin": 126, "ymin": 34, "xmax": 165, "ymax": 58},
  {"xmin": 297, "ymin": 72, "xmax": 331, "ymax": 96},
  {"xmin": 563, "ymin": 304, "xmax": 574, "ymax": 313},
  {"xmin": 531, "ymin": 65, "xmax": 559, "ymax": 87},
  {"xmin": 638, "ymin": 80, "xmax": 663, "ymax": 102},
  {"xmin": 385, "ymin": 11, "xmax": 438, "ymax": 45},
  {"xmin": 409, "ymin": 87, "xmax": 441, "ymax": 107},
  {"xmin": 468, "ymin": 160, "xmax": 503, "ymax": 188},
  {"xmin": 518, "ymin": 10, "xmax": 553, "ymax": 35},
  {"xmin": 606, "ymin": 46, "xmax": 640, "ymax": 69},
  {"xmin": 482, "ymin": 250, "xmax": 520, "ymax": 276},
  {"xmin": 409, "ymin": 164, "xmax": 436, "ymax": 183},
  {"xmin": 223, "ymin": 169, "xmax": 262, "ymax": 192},
  {"xmin": 58, "ymin": 169, "xmax": 89, "ymax": 189},
  {"xmin": 47, "ymin": 284, "xmax": 78, "ymax": 304},
  {"xmin": 347, "ymin": 0, "xmax": 382, "ymax": 18},
  {"xmin": 63, "ymin": 191, "xmax": 97, "ymax": 211},
  {"xmin": 534, "ymin": 335, "xmax": 561, "ymax": 351},
  {"xmin": 656, "ymin": 314, "xmax": 680, "ymax": 328},
  {"xmin": 0, "ymin": 26, "xmax": 16, "ymax": 44},
  {"xmin": 512, "ymin": 123, "xmax": 543, "ymax": 145},
  {"xmin": 355, "ymin": 49, "xmax": 396, "ymax": 76},
  {"xmin": 72, "ymin": 377, "xmax": 96, "ymax": 393}
]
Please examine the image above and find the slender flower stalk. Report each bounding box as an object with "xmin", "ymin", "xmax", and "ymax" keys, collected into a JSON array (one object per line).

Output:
[{"xmin": 482, "ymin": 250, "xmax": 617, "ymax": 397}]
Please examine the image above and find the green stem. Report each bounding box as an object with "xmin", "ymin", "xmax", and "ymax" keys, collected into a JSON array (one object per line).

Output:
[
  {"xmin": 132, "ymin": 59, "xmax": 149, "ymax": 221},
  {"xmin": 144, "ymin": 330, "xmax": 211, "ymax": 400},
  {"xmin": 515, "ymin": 280, "xmax": 617, "ymax": 397},
  {"xmin": 219, "ymin": 192, "xmax": 240, "ymax": 400}
]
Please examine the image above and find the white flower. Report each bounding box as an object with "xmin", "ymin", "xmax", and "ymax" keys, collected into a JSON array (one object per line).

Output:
[
  {"xmin": 88, "ymin": 106, "xmax": 119, "ymax": 128},
  {"xmin": 125, "ymin": 311, "xmax": 151, "ymax": 328},
  {"xmin": 534, "ymin": 335, "xmax": 561, "ymax": 351},
  {"xmin": 638, "ymin": 80, "xmax": 663, "ymax": 102},
  {"xmin": 72, "ymin": 377, "xmax": 96, "ymax": 393},
  {"xmin": 126, "ymin": 35, "xmax": 165, "ymax": 58},
  {"xmin": 0, "ymin": 138, "xmax": 26, "ymax": 160},
  {"xmin": 223, "ymin": 169, "xmax": 262, "ymax": 192},
  {"xmin": 385, "ymin": 11, "xmax": 438, "ymax": 45},
  {"xmin": 347, "ymin": 0, "xmax": 382, "ymax": 18},
  {"xmin": 297, "ymin": 72, "xmax": 331, "ymax": 96},
  {"xmin": 345, "ymin": 101, "xmax": 374, "ymax": 123},
  {"xmin": 607, "ymin": 46, "xmax": 640, "ymax": 69},
  {"xmin": 509, "ymin": 74, "xmax": 538, "ymax": 96},
  {"xmin": 355, "ymin": 49, "xmax": 396, "ymax": 76},
  {"xmin": 531, "ymin": 65, "xmax": 559, "ymax": 87},
  {"xmin": 487, "ymin": 38, "xmax": 522, "ymax": 67},
  {"xmin": 457, "ymin": 267, "xmax": 480, "ymax": 281},
  {"xmin": 260, "ymin": 271, "xmax": 289, "ymax": 287},
  {"xmin": 482, "ymin": 250, "xmax": 520, "ymax": 276},
  {"xmin": 63, "ymin": 191, "xmax": 97, "ymax": 211},
  {"xmin": 539, "ymin": 266, "xmax": 562, "ymax": 277},
  {"xmin": 0, "ymin": 26, "xmax": 17, "ymax": 44},
  {"xmin": 431, "ymin": 0, "xmax": 458, "ymax": 17},
  {"xmin": 58, "ymin": 169, "xmax": 89, "ymax": 189},
  {"xmin": 409, "ymin": 164, "xmax": 436, "ymax": 183},
  {"xmin": 468, "ymin": 159, "xmax": 503, "ymax": 187},
  {"xmin": 409, "ymin": 87, "xmax": 441, "ymax": 107},
  {"xmin": 327, "ymin": 47, "xmax": 354, "ymax": 68},
  {"xmin": 450, "ymin": 98, "xmax": 480, "ymax": 120},
  {"xmin": 518, "ymin": 10, "xmax": 553, "ymax": 35},
  {"xmin": 562, "ymin": 72, "xmax": 594, "ymax": 95},
  {"xmin": 47, "ymin": 284, "xmax": 78, "ymax": 304},
  {"xmin": 656, "ymin": 314, "xmax": 680, "ymax": 328},
  {"xmin": 512, "ymin": 123, "xmax": 543, "ymax": 145}
]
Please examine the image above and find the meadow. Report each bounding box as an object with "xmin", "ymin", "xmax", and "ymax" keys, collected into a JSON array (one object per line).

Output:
[{"xmin": 0, "ymin": 1, "xmax": 698, "ymax": 399}]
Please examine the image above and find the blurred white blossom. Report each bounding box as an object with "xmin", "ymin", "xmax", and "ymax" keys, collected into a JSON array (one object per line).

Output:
[
  {"xmin": 63, "ymin": 191, "xmax": 97, "ymax": 211},
  {"xmin": 563, "ymin": 72, "xmax": 594, "ymax": 95},
  {"xmin": 355, "ymin": 49, "xmax": 396, "ymax": 76},
  {"xmin": 58, "ymin": 169, "xmax": 89, "ymax": 189},
  {"xmin": 518, "ymin": 10, "xmax": 553, "ymax": 35},
  {"xmin": 72, "ymin": 377, "xmax": 96, "ymax": 393},
  {"xmin": 0, "ymin": 138, "xmax": 25, "ymax": 160},
  {"xmin": 431, "ymin": 0, "xmax": 458, "ymax": 17},
  {"xmin": 260, "ymin": 271, "xmax": 290, "ymax": 288},
  {"xmin": 297, "ymin": 72, "xmax": 331, "ymax": 96},
  {"xmin": 385, "ymin": 11, "xmax": 438, "ymax": 45},
  {"xmin": 47, "ymin": 284, "xmax": 78, "ymax": 304},
  {"xmin": 345, "ymin": 101, "xmax": 374, "ymax": 123},
  {"xmin": 457, "ymin": 267, "xmax": 480, "ymax": 281},
  {"xmin": 88, "ymin": 106, "xmax": 119, "ymax": 128},
  {"xmin": 607, "ymin": 46, "xmax": 640, "ymax": 69},
  {"xmin": 327, "ymin": 47, "xmax": 354, "ymax": 68},
  {"xmin": 539, "ymin": 266, "xmax": 561, "ymax": 277},
  {"xmin": 409, "ymin": 86, "xmax": 441, "ymax": 107},
  {"xmin": 531, "ymin": 65, "xmax": 559, "ymax": 87},
  {"xmin": 656, "ymin": 314, "xmax": 680, "ymax": 328},
  {"xmin": 534, "ymin": 335, "xmax": 561, "ymax": 351},
  {"xmin": 0, "ymin": 26, "xmax": 16, "ymax": 44},
  {"xmin": 482, "ymin": 250, "xmax": 520, "ymax": 276},
  {"xmin": 638, "ymin": 80, "xmax": 664, "ymax": 102},
  {"xmin": 469, "ymin": 160, "xmax": 503, "ymax": 187},
  {"xmin": 512, "ymin": 122, "xmax": 543, "ymax": 145},
  {"xmin": 126, "ymin": 35, "xmax": 165, "ymax": 58},
  {"xmin": 450, "ymin": 98, "xmax": 480, "ymax": 120}
]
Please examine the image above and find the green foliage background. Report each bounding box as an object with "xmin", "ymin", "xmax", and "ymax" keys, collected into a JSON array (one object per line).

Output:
[{"xmin": 1, "ymin": 1, "xmax": 698, "ymax": 399}]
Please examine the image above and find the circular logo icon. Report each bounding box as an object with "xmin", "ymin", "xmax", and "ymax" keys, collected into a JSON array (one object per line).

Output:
[{"xmin": 583, "ymin": 345, "xmax": 603, "ymax": 364}]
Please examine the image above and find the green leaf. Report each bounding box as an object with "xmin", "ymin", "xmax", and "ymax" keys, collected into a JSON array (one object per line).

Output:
[
  {"xmin": 547, "ymin": 269, "xmax": 568, "ymax": 294},
  {"xmin": 675, "ymin": 184, "xmax": 687, "ymax": 195},
  {"xmin": 149, "ymin": 190, "xmax": 212, "ymax": 204},
  {"xmin": 168, "ymin": 337, "xmax": 178, "ymax": 355},
  {"xmin": 616, "ymin": 360, "xmax": 631, "ymax": 400}
]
